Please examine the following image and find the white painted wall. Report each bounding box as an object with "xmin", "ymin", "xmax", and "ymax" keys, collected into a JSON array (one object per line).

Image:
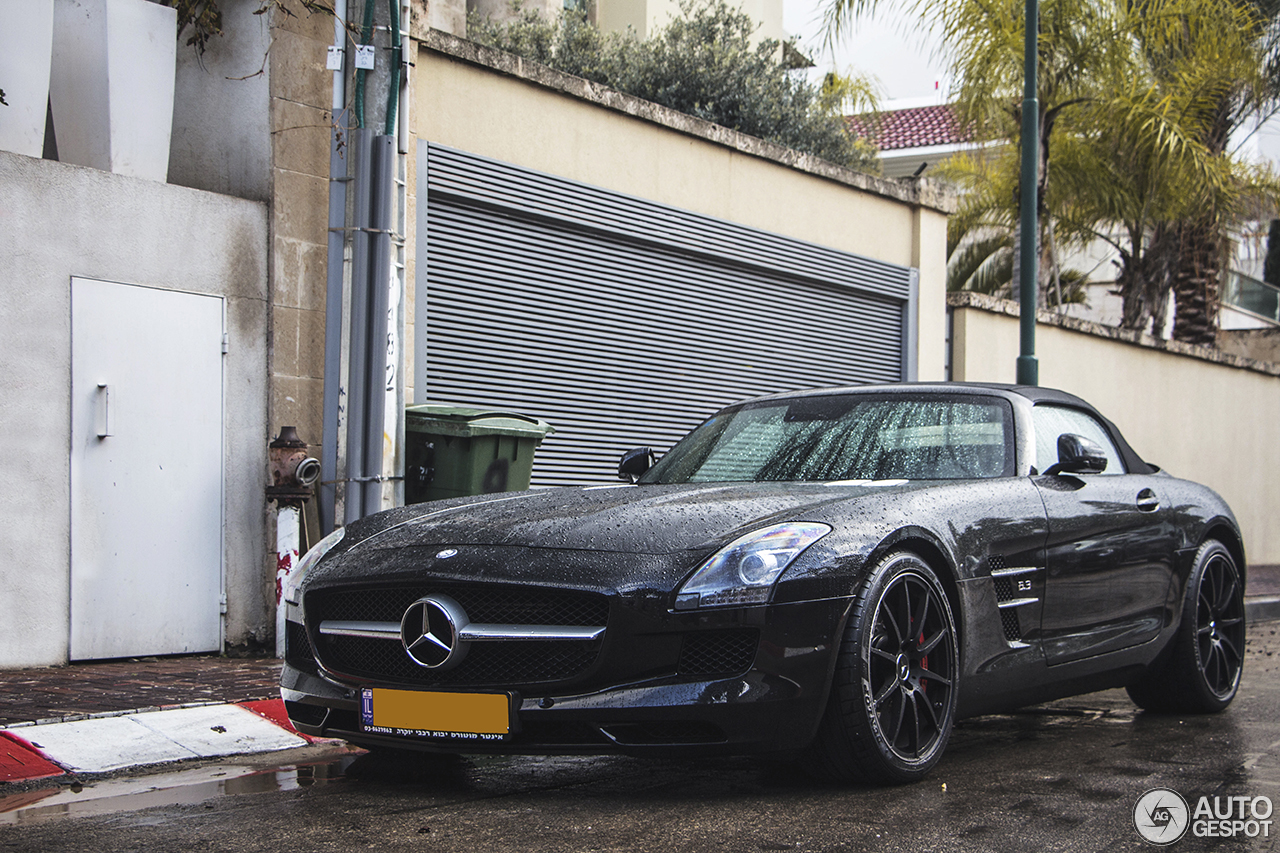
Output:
[
  {"xmin": 0, "ymin": 151, "xmax": 269, "ymax": 667},
  {"xmin": 168, "ymin": 0, "xmax": 273, "ymax": 201}
]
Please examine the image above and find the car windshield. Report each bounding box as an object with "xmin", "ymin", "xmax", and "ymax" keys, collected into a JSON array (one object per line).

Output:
[{"xmin": 641, "ymin": 395, "xmax": 1014, "ymax": 483}]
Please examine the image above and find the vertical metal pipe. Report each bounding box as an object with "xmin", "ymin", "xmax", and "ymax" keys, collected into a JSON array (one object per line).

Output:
[
  {"xmin": 362, "ymin": 135, "xmax": 396, "ymax": 513},
  {"xmin": 319, "ymin": 0, "xmax": 349, "ymax": 534},
  {"xmin": 399, "ymin": 0, "xmax": 411, "ymax": 156},
  {"xmin": 1017, "ymin": 0, "xmax": 1040, "ymax": 386},
  {"xmin": 345, "ymin": 128, "xmax": 376, "ymax": 524},
  {"xmin": 902, "ymin": 270, "xmax": 920, "ymax": 382},
  {"xmin": 414, "ymin": 140, "xmax": 429, "ymax": 405}
]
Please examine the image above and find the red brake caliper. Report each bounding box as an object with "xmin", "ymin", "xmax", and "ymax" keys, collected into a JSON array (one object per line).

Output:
[{"xmin": 919, "ymin": 632, "xmax": 927, "ymax": 695}]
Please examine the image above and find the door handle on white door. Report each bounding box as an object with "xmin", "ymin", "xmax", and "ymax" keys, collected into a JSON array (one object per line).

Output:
[{"xmin": 95, "ymin": 382, "xmax": 112, "ymax": 438}]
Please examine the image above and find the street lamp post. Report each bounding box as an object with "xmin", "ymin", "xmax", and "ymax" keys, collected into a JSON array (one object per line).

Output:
[{"xmin": 1017, "ymin": 0, "xmax": 1040, "ymax": 386}]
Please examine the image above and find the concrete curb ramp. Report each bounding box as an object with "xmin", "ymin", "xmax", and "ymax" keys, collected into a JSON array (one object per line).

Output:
[{"xmin": 0, "ymin": 699, "xmax": 313, "ymax": 782}]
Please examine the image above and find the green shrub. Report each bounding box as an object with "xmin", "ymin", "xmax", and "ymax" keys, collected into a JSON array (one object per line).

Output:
[{"xmin": 469, "ymin": 0, "xmax": 879, "ymax": 172}]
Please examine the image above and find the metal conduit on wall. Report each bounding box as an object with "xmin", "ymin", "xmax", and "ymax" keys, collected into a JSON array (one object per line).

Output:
[
  {"xmin": 319, "ymin": 0, "xmax": 348, "ymax": 534},
  {"xmin": 321, "ymin": 0, "xmax": 409, "ymax": 533}
]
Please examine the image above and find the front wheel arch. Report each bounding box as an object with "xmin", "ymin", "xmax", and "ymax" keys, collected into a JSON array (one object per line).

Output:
[
  {"xmin": 862, "ymin": 532, "xmax": 964, "ymax": 650},
  {"xmin": 804, "ymin": 549, "xmax": 960, "ymax": 784}
]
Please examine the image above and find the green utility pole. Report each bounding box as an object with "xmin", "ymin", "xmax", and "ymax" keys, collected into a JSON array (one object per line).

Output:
[{"xmin": 1017, "ymin": 0, "xmax": 1040, "ymax": 386}]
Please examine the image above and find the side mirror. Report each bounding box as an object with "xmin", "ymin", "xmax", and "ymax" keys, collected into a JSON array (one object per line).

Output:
[
  {"xmin": 618, "ymin": 447, "xmax": 656, "ymax": 483},
  {"xmin": 1044, "ymin": 433, "xmax": 1108, "ymax": 476}
]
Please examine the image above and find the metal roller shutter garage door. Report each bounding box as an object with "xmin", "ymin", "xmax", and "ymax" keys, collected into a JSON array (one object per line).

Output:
[{"xmin": 418, "ymin": 144, "xmax": 918, "ymax": 487}]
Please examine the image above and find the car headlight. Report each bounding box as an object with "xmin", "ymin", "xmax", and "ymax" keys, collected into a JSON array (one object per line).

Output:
[
  {"xmin": 282, "ymin": 526, "xmax": 346, "ymax": 607},
  {"xmin": 674, "ymin": 522, "xmax": 831, "ymax": 611}
]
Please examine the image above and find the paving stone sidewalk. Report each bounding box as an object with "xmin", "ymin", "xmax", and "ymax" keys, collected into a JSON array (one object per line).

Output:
[{"xmin": 0, "ymin": 656, "xmax": 280, "ymax": 728}]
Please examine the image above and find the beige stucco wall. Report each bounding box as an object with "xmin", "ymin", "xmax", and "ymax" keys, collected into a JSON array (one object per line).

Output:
[
  {"xmin": 950, "ymin": 296, "xmax": 1280, "ymax": 567},
  {"xmin": 410, "ymin": 32, "xmax": 951, "ymax": 382}
]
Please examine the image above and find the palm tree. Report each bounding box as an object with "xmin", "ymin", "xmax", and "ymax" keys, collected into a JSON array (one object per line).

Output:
[
  {"xmin": 825, "ymin": 0, "xmax": 1280, "ymax": 336},
  {"xmin": 1160, "ymin": 0, "xmax": 1280, "ymax": 344},
  {"xmin": 942, "ymin": 149, "xmax": 1089, "ymax": 303},
  {"xmin": 826, "ymin": 0, "xmax": 1139, "ymax": 305}
]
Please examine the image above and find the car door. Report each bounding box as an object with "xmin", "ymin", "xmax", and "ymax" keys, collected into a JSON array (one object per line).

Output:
[{"xmin": 1031, "ymin": 405, "xmax": 1177, "ymax": 665}]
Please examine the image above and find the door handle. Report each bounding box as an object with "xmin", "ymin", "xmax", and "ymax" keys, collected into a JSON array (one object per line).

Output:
[
  {"xmin": 95, "ymin": 382, "xmax": 112, "ymax": 438},
  {"xmin": 1136, "ymin": 488, "xmax": 1160, "ymax": 512}
]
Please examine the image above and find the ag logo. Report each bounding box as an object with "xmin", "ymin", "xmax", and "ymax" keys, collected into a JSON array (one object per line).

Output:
[{"xmin": 1135, "ymin": 788, "xmax": 1190, "ymax": 845}]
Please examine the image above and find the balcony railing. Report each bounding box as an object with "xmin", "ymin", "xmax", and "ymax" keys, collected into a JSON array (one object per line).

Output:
[{"xmin": 1223, "ymin": 272, "xmax": 1280, "ymax": 324}]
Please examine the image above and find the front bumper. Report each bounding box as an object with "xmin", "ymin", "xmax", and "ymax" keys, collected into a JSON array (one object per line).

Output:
[{"xmin": 280, "ymin": 597, "xmax": 850, "ymax": 757}]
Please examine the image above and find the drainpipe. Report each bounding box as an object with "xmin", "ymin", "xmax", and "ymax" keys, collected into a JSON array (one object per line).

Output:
[
  {"xmin": 361, "ymin": 133, "xmax": 395, "ymax": 515},
  {"xmin": 320, "ymin": 0, "xmax": 349, "ymax": 535},
  {"xmin": 399, "ymin": 0, "xmax": 411, "ymax": 156},
  {"xmin": 321, "ymin": 0, "xmax": 407, "ymax": 528},
  {"xmin": 344, "ymin": 127, "xmax": 375, "ymax": 524}
]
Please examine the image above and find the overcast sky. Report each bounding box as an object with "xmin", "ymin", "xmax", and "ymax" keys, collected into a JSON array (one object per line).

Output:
[{"xmin": 781, "ymin": 0, "xmax": 949, "ymax": 105}]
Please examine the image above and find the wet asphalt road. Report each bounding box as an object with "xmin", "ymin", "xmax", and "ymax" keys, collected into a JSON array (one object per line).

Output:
[{"xmin": 2, "ymin": 625, "xmax": 1278, "ymax": 853}]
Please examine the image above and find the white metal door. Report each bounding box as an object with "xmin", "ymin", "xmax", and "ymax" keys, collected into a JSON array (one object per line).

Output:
[{"xmin": 70, "ymin": 278, "xmax": 224, "ymax": 660}]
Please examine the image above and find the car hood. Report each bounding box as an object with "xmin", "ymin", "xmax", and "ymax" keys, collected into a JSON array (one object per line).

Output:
[{"xmin": 343, "ymin": 481, "xmax": 914, "ymax": 557}]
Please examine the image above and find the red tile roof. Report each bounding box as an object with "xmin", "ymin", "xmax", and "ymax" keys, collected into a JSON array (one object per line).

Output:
[{"xmin": 848, "ymin": 104, "xmax": 973, "ymax": 151}]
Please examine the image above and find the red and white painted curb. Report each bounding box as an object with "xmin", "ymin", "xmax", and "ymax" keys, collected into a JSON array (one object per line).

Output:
[{"xmin": 0, "ymin": 699, "xmax": 324, "ymax": 782}]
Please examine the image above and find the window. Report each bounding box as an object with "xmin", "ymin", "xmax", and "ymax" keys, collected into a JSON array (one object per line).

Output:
[
  {"xmin": 643, "ymin": 395, "xmax": 1013, "ymax": 483},
  {"xmin": 1031, "ymin": 405, "xmax": 1125, "ymax": 475}
]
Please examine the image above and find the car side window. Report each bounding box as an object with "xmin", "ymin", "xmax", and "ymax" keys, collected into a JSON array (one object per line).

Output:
[{"xmin": 1031, "ymin": 405, "xmax": 1126, "ymax": 475}]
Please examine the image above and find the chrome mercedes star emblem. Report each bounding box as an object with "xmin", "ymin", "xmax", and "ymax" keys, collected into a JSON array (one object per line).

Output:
[{"xmin": 400, "ymin": 595, "xmax": 470, "ymax": 670}]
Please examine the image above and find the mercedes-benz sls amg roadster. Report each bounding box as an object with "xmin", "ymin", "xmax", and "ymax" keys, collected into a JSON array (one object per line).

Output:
[{"xmin": 280, "ymin": 383, "xmax": 1246, "ymax": 783}]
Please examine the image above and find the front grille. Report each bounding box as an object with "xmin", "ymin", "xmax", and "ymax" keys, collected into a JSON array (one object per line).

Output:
[
  {"xmin": 322, "ymin": 634, "xmax": 603, "ymax": 685},
  {"xmin": 307, "ymin": 583, "xmax": 608, "ymax": 688},
  {"xmin": 285, "ymin": 620, "xmax": 317, "ymax": 672},
  {"xmin": 677, "ymin": 629, "xmax": 758, "ymax": 676},
  {"xmin": 309, "ymin": 584, "xmax": 607, "ymax": 627}
]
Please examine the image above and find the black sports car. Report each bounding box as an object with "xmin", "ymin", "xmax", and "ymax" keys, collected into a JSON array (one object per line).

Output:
[{"xmin": 280, "ymin": 383, "xmax": 1246, "ymax": 783}]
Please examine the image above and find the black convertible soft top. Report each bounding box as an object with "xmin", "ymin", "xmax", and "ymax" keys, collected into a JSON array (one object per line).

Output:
[{"xmin": 1003, "ymin": 384, "xmax": 1155, "ymax": 476}]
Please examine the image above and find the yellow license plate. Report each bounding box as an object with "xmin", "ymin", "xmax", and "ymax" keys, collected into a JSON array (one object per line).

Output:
[{"xmin": 360, "ymin": 688, "xmax": 512, "ymax": 741}]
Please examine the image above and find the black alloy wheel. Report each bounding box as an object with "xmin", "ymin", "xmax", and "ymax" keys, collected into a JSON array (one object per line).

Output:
[
  {"xmin": 867, "ymin": 567, "xmax": 957, "ymax": 763},
  {"xmin": 1127, "ymin": 539, "xmax": 1245, "ymax": 713},
  {"xmin": 1192, "ymin": 544, "xmax": 1246, "ymax": 702},
  {"xmin": 806, "ymin": 551, "xmax": 958, "ymax": 783}
]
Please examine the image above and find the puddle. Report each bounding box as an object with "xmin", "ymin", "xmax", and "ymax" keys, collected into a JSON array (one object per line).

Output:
[{"xmin": 0, "ymin": 754, "xmax": 358, "ymax": 824}]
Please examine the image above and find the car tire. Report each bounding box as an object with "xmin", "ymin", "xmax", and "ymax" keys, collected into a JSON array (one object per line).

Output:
[
  {"xmin": 1127, "ymin": 539, "xmax": 1245, "ymax": 714},
  {"xmin": 806, "ymin": 550, "xmax": 959, "ymax": 784}
]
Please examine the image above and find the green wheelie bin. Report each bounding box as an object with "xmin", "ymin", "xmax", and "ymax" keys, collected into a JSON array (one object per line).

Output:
[{"xmin": 404, "ymin": 404, "xmax": 554, "ymax": 503}]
